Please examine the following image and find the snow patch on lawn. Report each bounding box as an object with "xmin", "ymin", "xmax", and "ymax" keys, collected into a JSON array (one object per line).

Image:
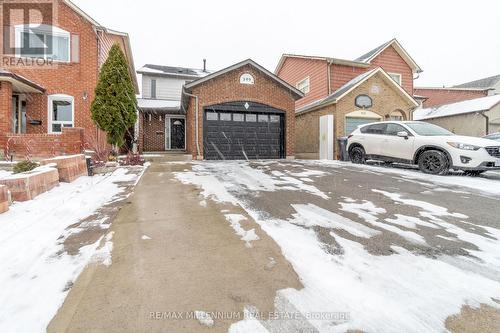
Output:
[
  {"xmin": 91, "ymin": 231, "xmax": 114, "ymax": 266},
  {"xmin": 0, "ymin": 168, "xmax": 142, "ymax": 333},
  {"xmin": 194, "ymin": 310, "xmax": 214, "ymax": 327},
  {"xmin": 0, "ymin": 169, "xmax": 13, "ymax": 179}
]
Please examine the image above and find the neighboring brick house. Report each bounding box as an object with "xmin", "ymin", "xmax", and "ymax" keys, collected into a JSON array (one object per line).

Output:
[
  {"xmin": 0, "ymin": 0, "xmax": 138, "ymax": 159},
  {"xmin": 414, "ymin": 87, "xmax": 489, "ymax": 108},
  {"xmin": 414, "ymin": 74, "xmax": 499, "ymax": 108},
  {"xmin": 137, "ymin": 59, "xmax": 303, "ymax": 160},
  {"xmin": 275, "ymin": 38, "xmax": 420, "ymax": 159}
]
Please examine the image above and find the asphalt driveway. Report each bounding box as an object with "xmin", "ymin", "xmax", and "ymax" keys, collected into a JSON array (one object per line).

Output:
[{"xmin": 49, "ymin": 160, "xmax": 500, "ymax": 333}]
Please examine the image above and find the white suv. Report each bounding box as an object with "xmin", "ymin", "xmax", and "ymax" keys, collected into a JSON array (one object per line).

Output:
[{"xmin": 347, "ymin": 121, "xmax": 500, "ymax": 175}]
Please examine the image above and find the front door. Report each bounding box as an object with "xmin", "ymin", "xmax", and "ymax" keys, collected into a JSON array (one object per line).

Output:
[
  {"xmin": 11, "ymin": 95, "xmax": 27, "ymax": 134},
  {"xmin": 166, "ymin": 117, "xmax": 185, "ymax": 150}
]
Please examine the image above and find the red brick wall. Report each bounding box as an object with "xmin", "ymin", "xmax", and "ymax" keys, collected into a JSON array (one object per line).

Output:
[
  {"xmin": 277, "ymin": 57, "xmax": 329, "ymax": 109},
  {"xmin": 0, "ymin": 0, "xmax": 133, "ymax": 153},
  {"xmin": 369, "ymin": 45, "xmax": 413, "ymax": 93},
  {"xmin": 5, "ymin": 127, "xmax": 84, "ymax": 159},
  {"xmin": 414, "ymin": 88, "xmax": 488, "ymax": 108},
  {"xmin": 186, "ymin": 64, "xmax": 297, "ymax": 159},
  {"xmin": 142, "ymin": 113, "xmax": 166, "ymax": 151},
  {"xmin": 0, "ymin": 82, "xmax": 13, "ymax": 149}
]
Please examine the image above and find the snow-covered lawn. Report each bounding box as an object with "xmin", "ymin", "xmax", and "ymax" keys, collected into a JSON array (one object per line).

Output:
[
  {"xmin": 0, "ymin": 167, "xmax": 145, "ymax": 333},
  {"xmin": 175, "ymin": 160, "xmax": 500, "ymax": 333}
]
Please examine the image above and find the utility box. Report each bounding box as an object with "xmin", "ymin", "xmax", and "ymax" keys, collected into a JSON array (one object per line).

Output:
[{"xmin": 319, "ymin": 115, "xmax": 334, "ymax": 160}]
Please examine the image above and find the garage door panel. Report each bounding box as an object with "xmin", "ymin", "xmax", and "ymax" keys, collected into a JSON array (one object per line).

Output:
[
  {"xmin": 345, "ymin": 117, "xmax": 380, "ymax": 136},
  {"xmin": 204, "ymin": 110, "xmax": 284, "ymax": 160}
]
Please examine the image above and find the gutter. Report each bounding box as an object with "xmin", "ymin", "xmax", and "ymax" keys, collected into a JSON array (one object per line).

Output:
[
  {"xmin": 327, "ymin": 59, "xmax": 333, "ymax": 95},
  {"xmin": 480, "ymin": 111, "xmax": 490, "ymax": 135},
  {"xmin": 183, "ymin": 91, "xmax": 201, "ymax": 159}
]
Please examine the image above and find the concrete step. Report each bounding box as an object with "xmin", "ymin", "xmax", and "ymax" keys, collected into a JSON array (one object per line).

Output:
[{"xmin": 142, "ymin": 152, "xmax": 193, "ymax": 163}]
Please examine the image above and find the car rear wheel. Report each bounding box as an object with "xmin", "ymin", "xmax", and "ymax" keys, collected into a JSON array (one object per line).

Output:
[
  {"xmin": 418, "ymin": 150, "xmax": 449, "ymax": 175},
  {"xmin": 349, "ymin": 146, "xmax": 366, "ymax": 164},
  {"xmin": 464, "ymin": 170, "xmax": 486, "ymax": 177}
]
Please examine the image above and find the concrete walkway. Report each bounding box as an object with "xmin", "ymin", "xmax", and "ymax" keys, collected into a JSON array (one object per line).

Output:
[{"xmin": 48, "ymin": 162, "xmax": 301, "ymax": 333}]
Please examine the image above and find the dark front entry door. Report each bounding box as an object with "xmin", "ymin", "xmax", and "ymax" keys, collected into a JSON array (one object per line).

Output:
[{"xmin": 170, "ymin": 118, "xmax": 185, "ymax": 150}]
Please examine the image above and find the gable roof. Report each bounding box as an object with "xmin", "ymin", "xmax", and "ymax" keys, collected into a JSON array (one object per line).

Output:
[
  {"xmin": 137, "ymin": 64, "xmax": 212, "ymax": 78},
  {"xmin": 275, "ymin": 39, "xmax": 422, "ymax": 75},
  {"xmin": 274, "ymin": 54, "xmax": 369, "ymax": 74},
  {"xmin": 184, "ymin": 59, "xmax": 304, "ymax": 99},
  {"xmin": 453, "ymin": 74, "xmax": 500, "ymax": 89},
  {"xmin": 297, "ymin": 67, "xmax": 418, "ymax": 114},
  {"xmin": 413, "ymin": 94, "xmax": 500, "ymax": 120},
  {"xmin": 354, "ymin": 38, "xmax": 422, "ymax": 73}
]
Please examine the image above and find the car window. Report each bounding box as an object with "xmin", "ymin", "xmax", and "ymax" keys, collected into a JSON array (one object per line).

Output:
[
  {"xmin": 405, "ymin": 122, "xmax": 453, "ymax": 136},
  {"xmin": 485, "ymin": 134, "xmax": 500, "ymax": 140},
  {"xmin": 385, "ymin": 123, "xmax": 408, "ymax": 136},
  {"xmin": 361, "ymin": 123, "xmax": 387, "ymax": 134}
]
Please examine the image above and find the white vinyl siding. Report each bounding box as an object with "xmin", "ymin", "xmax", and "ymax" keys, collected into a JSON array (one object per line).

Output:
[{"xmin": 142, "ymin": 75, "xmax": 186, "ymax": 100}]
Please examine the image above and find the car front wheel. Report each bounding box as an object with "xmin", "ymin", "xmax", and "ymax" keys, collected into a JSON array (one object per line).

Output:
[
  {"xmin": 349, "ymin": 146, "xmax": 366, "ymax": 164},
  {"xmin": 418, "ymin": 150, "xmax": 449, "ymax": 175}
]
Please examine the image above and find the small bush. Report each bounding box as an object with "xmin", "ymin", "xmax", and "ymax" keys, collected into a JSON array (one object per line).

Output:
[
  {"xmin": 13, "ymin": 160, "xmax": 39, "ymax": 174},
  {"xmin": 120, "ymin": 152, "xmax": 145, "ymax": 166}
]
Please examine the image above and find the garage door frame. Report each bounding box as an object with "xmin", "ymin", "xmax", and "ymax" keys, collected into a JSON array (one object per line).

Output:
[{"xmin": 203, "ymin": 101, "xmax": 286, "ymax": 160}]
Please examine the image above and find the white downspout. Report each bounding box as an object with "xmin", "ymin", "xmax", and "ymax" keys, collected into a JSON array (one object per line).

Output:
[{"xmin": 183, "ymin": 91, "xmax": 201, "ymax": 159}]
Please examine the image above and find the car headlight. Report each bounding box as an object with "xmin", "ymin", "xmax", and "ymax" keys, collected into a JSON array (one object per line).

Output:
[{"xmin": 447, "ymin": 142, "xmax": 481, "ymax": 151}]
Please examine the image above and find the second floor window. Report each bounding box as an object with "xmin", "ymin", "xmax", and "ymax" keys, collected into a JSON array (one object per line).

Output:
[
  {"xmin": 389, "ymin": 73, "xmax": 402, "ymax": 86},
  {"xmin": 151, "ymin": 79, "xmax": 157, "ymax": 99},
  {"xmin": 297, "ymin": 77, "xmax": 310, "ymax": 94},
  {"xmin": 16, "ymin": 24, "xmax": 70, "ymax": 62}
]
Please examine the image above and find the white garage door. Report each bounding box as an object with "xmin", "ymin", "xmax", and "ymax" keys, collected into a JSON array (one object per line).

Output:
[{"xmin": 345, "ymin": 117, "xmax": 380, "ymax": 135}]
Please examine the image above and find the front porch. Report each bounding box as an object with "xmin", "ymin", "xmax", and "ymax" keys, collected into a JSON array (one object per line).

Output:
[
  {"xmin": 0, "ymin": 73, "xmax": 84, "ymax": 160},
  {"xmin": 137, "ymin": 98, "xmax": 186, "ymax": 153}
]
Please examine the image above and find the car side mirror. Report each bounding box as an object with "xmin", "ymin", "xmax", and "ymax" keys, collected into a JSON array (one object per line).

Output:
[{"xmin": 397, "ymin": 131, "xmax": 409, "ymax": 139}]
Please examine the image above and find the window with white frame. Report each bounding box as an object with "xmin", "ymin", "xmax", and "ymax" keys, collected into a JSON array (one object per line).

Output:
[
  {"xmin": 15, "ymin": 24, "xmax": 70, "ymax": 62},
  {"xmin": 388, "ymin": 73, "xmax": 402, "ymax": 86},
  {"xmin": 48, "ymin": 94, "xmax": 74, "ymax": 133},
  {"xmin": 297, "ymin": 77, "xmax": 310, "ymax": 94}
]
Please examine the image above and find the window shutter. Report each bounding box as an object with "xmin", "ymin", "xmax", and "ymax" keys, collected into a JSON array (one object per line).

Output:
[{"xmin": 71, "ymin": 34, "xmax": 80, "ymax": 63}]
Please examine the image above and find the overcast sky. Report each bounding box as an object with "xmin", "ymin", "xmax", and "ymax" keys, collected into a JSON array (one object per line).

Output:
[{"xmin": 72, "ymin": 0, "xmax": 500, "ymax": 88}]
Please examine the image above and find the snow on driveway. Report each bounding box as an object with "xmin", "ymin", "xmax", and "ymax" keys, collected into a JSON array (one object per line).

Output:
[
  {"xmin": 174, "ymin": 160, "xmax": 500, "ymax": 333},
  {"xmin": 0, "ymin": 167, "xmax": 144, "ymax": 333}
]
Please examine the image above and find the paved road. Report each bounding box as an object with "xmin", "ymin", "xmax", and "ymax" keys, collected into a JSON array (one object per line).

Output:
[{"xmin": 49, "ymin": 160, "xmax": 500, "ymax": 333}]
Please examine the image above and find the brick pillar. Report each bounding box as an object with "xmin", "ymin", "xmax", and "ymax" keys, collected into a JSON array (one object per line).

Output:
[{"xmin": 0, "ymin": 81, "xmax": 13, "ymax": 151}]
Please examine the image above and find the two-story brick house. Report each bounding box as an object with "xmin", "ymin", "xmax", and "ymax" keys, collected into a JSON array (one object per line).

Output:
[
  {"xmin": 275, "ymin": 38, "xmax": 421, "ymax": 159},
  {"xmin": 0, "ymin": 0, "xmax": 138, "ymax": 159}
]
